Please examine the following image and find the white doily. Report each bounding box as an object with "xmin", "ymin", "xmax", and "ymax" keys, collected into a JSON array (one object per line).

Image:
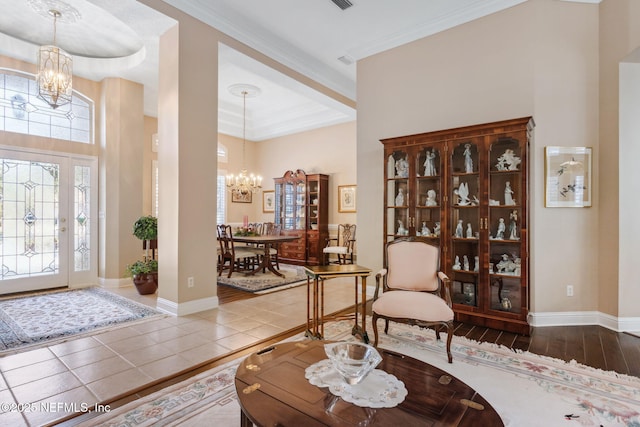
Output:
[{"xmin": 305, "ymin": 359, "xmax": 407, "ymax": 408}]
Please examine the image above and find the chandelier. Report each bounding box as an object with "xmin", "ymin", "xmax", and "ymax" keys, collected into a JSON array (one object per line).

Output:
[
  {"xmin": 37, "ymin": 9, "xmax": 73, "ymax": 109},
  {"xmin": 226, "ymin": 84, "xmax": 262, "ymax": 196}
]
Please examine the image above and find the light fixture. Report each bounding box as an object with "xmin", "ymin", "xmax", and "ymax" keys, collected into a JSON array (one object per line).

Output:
[
  {"xmin": 37, "ymin": 9, "xmax": 73, "ymax": 109},
  {"xmin": 226, "ymin": 84, "xmax": 262, "ymax": 196}
]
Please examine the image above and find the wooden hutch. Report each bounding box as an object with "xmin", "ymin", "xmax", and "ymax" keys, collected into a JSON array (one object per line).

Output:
[
  {"xmin": 274, "ymin": 170, "xmax": 329, "ymax": 266},
  {"xmin": 380, "ymin": 117, "xmax": 534, "ymax": 335}
]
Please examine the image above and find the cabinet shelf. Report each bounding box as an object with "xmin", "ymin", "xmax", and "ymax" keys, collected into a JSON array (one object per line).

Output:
[{"xmin": 381, "ymin": 117, "xmax": 533, "ymax": 335}]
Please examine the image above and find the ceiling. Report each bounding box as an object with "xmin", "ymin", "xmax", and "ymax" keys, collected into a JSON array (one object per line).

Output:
[{"xmin": 1, "ymin": 0, "xmax": 588, "ymax": 141}]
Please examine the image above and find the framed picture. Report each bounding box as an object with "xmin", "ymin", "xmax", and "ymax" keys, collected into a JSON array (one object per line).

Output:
[
  {"xmin": 263, "ymin": 190, "xmax": 275, "ymax": 212},
  {"xmin": 544, "ymin": 146, "xmax": 592, "ymax": 207},
  {"xmin": 338, "ymin": 185, "xmax": 357, "ymax": 213},
  {"xmin": 232, "ymin": 191, "xmax": 252, "ymax": 203}
]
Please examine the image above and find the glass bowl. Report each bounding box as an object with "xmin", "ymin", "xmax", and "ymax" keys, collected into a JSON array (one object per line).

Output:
[{"xmin": 324, "ymin": 342, "xmax": 382, "ymax": 385}]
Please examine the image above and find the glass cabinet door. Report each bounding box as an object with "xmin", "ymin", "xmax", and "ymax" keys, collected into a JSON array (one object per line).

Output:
[
  {"xmin": 385, "ymin": 149, "xmax": 410, "ymax": 242},
  {"xmin": 283, "ymin": 182, "xmax": 295, "ymax": 230},
  {"xmin": 488, "ymin": 137, "xmax": 523, "ymax": 314},
  {"xmin": 414, "ymin": 146, "xmax": 442, "ymax": 242},
  {"xmin": 449, "ymin": 141, "xmax": 480, "ymax": 308}
]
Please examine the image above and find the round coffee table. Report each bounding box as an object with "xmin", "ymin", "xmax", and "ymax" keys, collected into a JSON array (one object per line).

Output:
[{"xmin": 235, "ymin": 340, "xmax": 503, "ymax": 426}]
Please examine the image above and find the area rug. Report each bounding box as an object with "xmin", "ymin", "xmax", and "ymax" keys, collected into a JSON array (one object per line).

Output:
[
  {"xmin": 217, "ymin": 264, "xmax": 307, "ymax": 294},
  {"xmin": 0, "ymin": 287, "xmax": 163, "ymax": 355},
  {"xmin": 80, "ymin": 318, "xmax": 640, "ymax": 427}
]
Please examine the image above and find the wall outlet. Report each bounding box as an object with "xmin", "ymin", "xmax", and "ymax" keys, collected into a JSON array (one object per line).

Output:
[
  {"xmin": 188, "ymin": 277, "xmax": 195, "ymax": 288},
  {"xmin": 566, "ymin": 285, "xmax": 574, "ymax": 297}
]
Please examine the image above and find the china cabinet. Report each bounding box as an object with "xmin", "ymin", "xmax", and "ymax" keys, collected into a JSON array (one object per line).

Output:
[
  {"xmin": 380, "ymin": 117, "xmax": 534, "ymax": 334},
  {"xmin": 274, "ymin": 170, "xmax": 329, "ymax": 265}
]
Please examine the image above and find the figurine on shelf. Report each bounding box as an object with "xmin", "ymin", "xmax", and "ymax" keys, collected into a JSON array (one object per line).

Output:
[
  {"xmin": 421, "ymin": 222, "xmax": 431, "ymax": 237},
  {"xmin": 504, "ymin": 181, "xmax": 516, "ymax": 206},
  {"xmin": 509, "ymin": 210, "xmax": 519, "ymax": 240},
  {"xmin": 466, "ymin": 223, "xmax": 473, "ymax": 239},
  {"xmin": 434, "ymin": 222, "xmax": 441, "ymax": 236},
  {"xmin": 501, "ymin": 297, "xmax": 512, "ymax": 310},
  {"xmin": 463, "ymin": 255, "xmax": 470, "ymax": 271},
  {"xmin": 387, "ymin": 155, "xmax": 395, "ymax": 179},
  {"xmin": 455, "ymin": 182, "xmax": 471, "ymax": 206},
  {"xmin": 495, "ymin": 148, "xmax": 521, "ymax": 171},
  {"xmin": 397, "ymin": 219, "xmax": 408, "ymax": 235},
  {"xmin": 474, "ymin": 256, "xmax": 480, "ymax": 272},
  {"xmin": 455, "ymin": 220, "xmax": 464, "ymax": 238},
  {"xmin": 395, "ymin": 187, "xmax": 405, "ymax": 206},
  {"xmin": 395, "ymin": 155, "xmax": 409, "ymax": 178},
  {"xmin": 425, "ymin": 189, "xmax": 437, "ymax": 206},
  {"xmin": 514, "ymin": 257, "xmax": 522, "ymax": 276},
  {"xmin": 496, "ymin": 254, "xmax": 517, "ymax": 273},
  {"xmin": 463, "ymin": 143, "xmax": 473, "ymax": 173},
  {"xmin": 496, "ymin": 218, "xmax": 506, "ymax": 240},
  {"xmin": 424, "ymin": 149, "xmax": 437, "ymax": 176},
  {"xmin": 453, "ymin": 256, "xmax": 461, "ymax": 270}
]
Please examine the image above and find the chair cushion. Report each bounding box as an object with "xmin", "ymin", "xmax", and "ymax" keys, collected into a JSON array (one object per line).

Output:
[
  {"xmin": 323, "ymin": 247, "xmax": 349, "ymax": 254},
  {"xmin": 372, "ymin": 291, "xmax": 454, "ymax": 322},
  {"xmin": 234, "ymin": 249, "xmax": 258, "ymax": 260}
]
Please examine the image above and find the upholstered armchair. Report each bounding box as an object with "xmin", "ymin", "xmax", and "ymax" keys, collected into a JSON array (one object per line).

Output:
[
  {"xmin": 323, "ymin": 223, "xmax": 356, "ymax": 265},
  {"xmin": 372, "ymin": 237, "xmax": 454, "ymax": 363}
]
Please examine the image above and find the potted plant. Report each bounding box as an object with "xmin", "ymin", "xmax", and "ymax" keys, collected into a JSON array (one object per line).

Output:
[
  {"xmin": 126, "ymin": 259, "xmax": 158, "ymax": 295},
  {"xmin": 127, "ymin": 215, "xmax": 158, "ymax": 295}
]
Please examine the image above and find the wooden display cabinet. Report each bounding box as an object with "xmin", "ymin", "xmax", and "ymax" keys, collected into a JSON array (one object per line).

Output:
[
  {"xmin": 381, "ymin": 117, "xmax": 534, "ymax": 335},
  {"xmin": 274, "ymin": 170, "xmax": 328, "ymax": 265}
]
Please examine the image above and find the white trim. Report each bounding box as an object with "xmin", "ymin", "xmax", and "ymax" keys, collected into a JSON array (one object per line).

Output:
[
  {"xmin": 156, "ymin": 296, "xmax": 219, "ymax": 316},
  {"xmin": 529, "ymin": 311, "xmax": 640, "ymax": 332},
  {"xmin": 99, "ymin": 277, "xmax": 133, "ymax": 288}
]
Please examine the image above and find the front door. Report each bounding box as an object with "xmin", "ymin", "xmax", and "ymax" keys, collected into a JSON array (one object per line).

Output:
[{"xmin": 0, "ymin": 149, "xmax": 96, "ymax": 294}]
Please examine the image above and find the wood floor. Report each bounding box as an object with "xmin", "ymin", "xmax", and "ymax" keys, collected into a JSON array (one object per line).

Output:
[{"xmin": 218, "ymin": 284, "xmax": 640, "ymax": 377}]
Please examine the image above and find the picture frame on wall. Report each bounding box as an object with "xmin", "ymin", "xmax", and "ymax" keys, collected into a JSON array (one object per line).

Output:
[
  {"xmin": 232, "ymin": 191, "xmax": 252, "ymax": 203},
  {"xmin": 263, "ymin": 190, "xmax": 275, "ymax": 212},
  {"xmin": 544, "ymin": 146, "xmax": 592, "ymax": 207},
  {"xmin": 338, "ymin": 185, "xmax": 356, "ymax": 213}
]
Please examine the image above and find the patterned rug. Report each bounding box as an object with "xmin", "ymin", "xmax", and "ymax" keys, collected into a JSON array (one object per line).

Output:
[
  {"xmin": 80, "ymin": 318, "xmax": 640, "ymax": 427},
  {"xmin": 217, "ymin": 264, "xmax": 307, "ymax": 293},
  {"xmin": 0, "ymin": 287, "xmax": 163, "ymax": 355}
]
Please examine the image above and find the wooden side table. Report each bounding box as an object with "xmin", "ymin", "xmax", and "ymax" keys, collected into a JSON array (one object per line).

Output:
[{"xmin": 304, "ymin": 264, "xmax": 372, "ymax": 343}]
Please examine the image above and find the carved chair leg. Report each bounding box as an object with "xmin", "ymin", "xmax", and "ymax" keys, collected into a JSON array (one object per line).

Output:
[
  {"xmin": 445, "ymin": 322, "xmax": 453, "ymax": 363},
  {"xmin": 372, "ymin": 314, "xmax": 380, "ymax": 347},
  {"xmin": 384, "ymin": 319, "xmax": 390, "ymax": 334}
]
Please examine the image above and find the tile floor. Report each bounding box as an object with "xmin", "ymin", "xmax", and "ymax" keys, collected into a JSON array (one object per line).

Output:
[{"xmin": 0, "ymin": 277, "xmax": 370, "ymax": 426}]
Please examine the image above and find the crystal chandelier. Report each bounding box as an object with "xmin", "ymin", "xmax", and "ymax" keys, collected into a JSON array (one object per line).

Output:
[
  {"xmin": 37, "ymin": 9, "xmax": 73, "ymax": 109},
  {"xmin": 227, "ymin": 84, "xmax": 262, "ymax": 196}
]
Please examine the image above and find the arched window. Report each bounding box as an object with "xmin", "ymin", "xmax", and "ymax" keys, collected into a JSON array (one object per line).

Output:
[{"xmin": 0, "ymin": 69, "xmax": 94, "ymax": 144}]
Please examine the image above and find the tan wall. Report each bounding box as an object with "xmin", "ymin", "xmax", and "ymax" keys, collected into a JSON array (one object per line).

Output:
[
  {"xmin": 255, "ymin": 121, "xmax": 357, "ymax": 225},
  {"xmin": 357, "ymin": 0, "xmax": 601, "ymax": 315}
]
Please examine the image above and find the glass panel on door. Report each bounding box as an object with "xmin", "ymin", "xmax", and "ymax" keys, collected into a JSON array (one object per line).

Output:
[{"xmin": 0, "ymin": 155, "xmax": 67, "ymax": 294}]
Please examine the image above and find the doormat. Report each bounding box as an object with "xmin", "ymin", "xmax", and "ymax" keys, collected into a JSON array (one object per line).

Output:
[
  {"xmin": 217, "ymin": 264, "xmax": 307, "ymax": 294},
  {"xmin": 0, "ymin": 287, "xmax": 163, "ymax": 355}
]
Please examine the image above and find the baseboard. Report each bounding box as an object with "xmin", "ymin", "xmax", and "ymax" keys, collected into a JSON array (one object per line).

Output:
[
  {"xmin": 156, "ymin": 296, "xmax": 219, "ymax": 316},
  {"xmin": 99, "ymin": 277, "xmax": 133, "ymax": 288},
  {"xmin": 529, "ymin": 310, "xmax": 640, "ymax": 332}
]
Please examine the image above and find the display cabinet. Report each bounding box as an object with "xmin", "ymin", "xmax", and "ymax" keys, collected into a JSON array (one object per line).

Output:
[
  {"xmin": 381, "ymin": 117, "xmax": 534, "ymax": 335},
  {"xmin": 274, "ymin": 170, "xmax": 328, "ymax": 265}
]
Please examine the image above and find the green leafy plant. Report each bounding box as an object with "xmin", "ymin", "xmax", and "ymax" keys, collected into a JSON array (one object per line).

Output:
[
  {"xmin": 125, "ymin": 259, "xmax": 158, "ymax": 277},
  {"xmin": 133, "ymin": 215, "xmax": 158, "ymax": 241}
]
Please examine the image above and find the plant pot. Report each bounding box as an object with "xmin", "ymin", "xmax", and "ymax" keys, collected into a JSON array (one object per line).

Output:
[{"xmin": 132, "ymin": 273, "xmax": 158, "ymax": 295}]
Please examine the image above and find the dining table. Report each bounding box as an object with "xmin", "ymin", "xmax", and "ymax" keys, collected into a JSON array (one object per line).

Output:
[{"xmin": 232, "ymin": 234, "xmax": 299, "ymax": 278}]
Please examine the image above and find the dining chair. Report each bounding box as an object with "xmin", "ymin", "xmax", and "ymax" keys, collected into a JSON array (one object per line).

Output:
[
  {"xmin": 372, "ymin": 237, "xmax": 454, "ymax": 363},
  {"xmin": 323, "ymin": 224, "xmax": 356, "ymax": 265},
  {"xmin": 217, "ymin": 224, "xmax": 259, "ymax": 278}
]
